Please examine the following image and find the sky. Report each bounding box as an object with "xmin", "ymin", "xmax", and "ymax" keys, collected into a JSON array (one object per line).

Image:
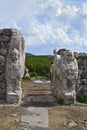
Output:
[{"xmin": 0, "ymin": 0, "xmax": 87, "ymax": 55}]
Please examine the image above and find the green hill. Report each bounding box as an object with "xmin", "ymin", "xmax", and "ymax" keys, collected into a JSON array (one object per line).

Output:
[{"xmin": 25, "ymin": 55, "xmax": 53, "ymax": 78}]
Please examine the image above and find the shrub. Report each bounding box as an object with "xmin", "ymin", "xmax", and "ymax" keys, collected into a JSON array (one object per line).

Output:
[
  {"xmin": 30, "ymin": 72, "xmax": 37, "ymax": 77},
  {"xmin": 25, "ymin": 55, "xmax": 53, "ymax": 78},
  {"xmin": 57, "ymin": 98, "xmax": 64, "ymax": 105},
  {"xmin": 76, "ymin": 95, "xmax": 87, "ymax": 103}
]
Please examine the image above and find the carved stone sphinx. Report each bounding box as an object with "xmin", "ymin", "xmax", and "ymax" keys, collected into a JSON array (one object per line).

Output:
[
  {"xmin": 0, "ymin": 29, "xmax": 25, "ymax": 104},
  {"xmin": 6, "ymin": 48, "xmax": 22, "ymax": 93},
  {"xmin": 51, "ymin": 49, "xmax": 78, "ymax": 104}
]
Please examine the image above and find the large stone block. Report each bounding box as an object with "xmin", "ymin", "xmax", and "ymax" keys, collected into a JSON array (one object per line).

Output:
[
  {"xmin": 0, "ymin": 35, "xmax": 10, "ymax": 42},
  {"xmin": 7, "ymin": 91, "xmax": 22, "ymax": 104},
  {"xmin": 81, "ymin": 72, "xmax": 87, "ymax": 79},
  {"xmin": 2, "ymin": 29, "xmax": 12, "ymax": 35},
  {"xmin": 81, "ymin": 79, "xmax": 87, "ymax": 85}
]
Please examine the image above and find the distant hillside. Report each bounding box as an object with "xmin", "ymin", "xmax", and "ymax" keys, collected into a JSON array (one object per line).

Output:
[
  {"xmin": 26, "ymin": 53, "xmax": 34, "ymax": 56},
  {"xmin": 47, "ymin": 55, "xmax": 53, "ymax": 57},
  {"xmin": 26, "ymin": 53, "xmax": 53, "ymax": 57},
  {"xmin": 25, "ymin": 55, "xmax": 53, "ymax": 77}
]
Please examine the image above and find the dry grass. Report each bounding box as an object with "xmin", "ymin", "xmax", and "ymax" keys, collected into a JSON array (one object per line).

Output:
[
  {"xmin": 0, "ymin": 106, "xmax": 25, "ymax": 129},
  {"xmin": 48, "ymin": 106, "xmax": 87, "ymax": 130}
]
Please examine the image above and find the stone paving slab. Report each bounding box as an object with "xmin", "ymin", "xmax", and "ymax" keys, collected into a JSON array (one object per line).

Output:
[{"xmin": 21, "ymin": 107, "xmax": 48, "ymax": 127}]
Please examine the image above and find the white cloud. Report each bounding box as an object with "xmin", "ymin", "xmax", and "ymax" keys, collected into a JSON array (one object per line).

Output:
[
  {"xmin": 63, "ymin": 5, "xmax": 79, "ymax": 19},
  {"xmin": 0, "ymin": 20, "xmax": 21, "ymax": 30},
  {"xmin": 0, "ymin": 0, "xmax": 87, "ymax": 54},
  {"xmin": 81, "ymin": 2, "xmax": 87, "ymax": 15},
  {"xmin": 56, "ymin": 28, "xmax": 72, "ymax": 44},
  {"xmin": 38, "ymin": 0, "xmax": 79, "ymax": 20},
  {"xmin": 26, "ymin": 23, "xmax": 54, "ymax": 45},
  {"xmin": 25, "ymin": 21, "xmax": 72, "ymax": 47},
  {"xmin": 74, "ymin": 37, "xmax": 87, "ymax": 46}
]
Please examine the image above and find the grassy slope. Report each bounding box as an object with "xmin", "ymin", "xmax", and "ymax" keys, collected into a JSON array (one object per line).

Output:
[{"xmin": 25, "ymin": 55, "xmax": 53, "ymax": 77}]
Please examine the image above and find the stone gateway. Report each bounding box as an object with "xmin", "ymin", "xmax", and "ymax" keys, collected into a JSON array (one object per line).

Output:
[{"xmin": 0, "ymin": 29, "xmax": 25, "ymax": 104}]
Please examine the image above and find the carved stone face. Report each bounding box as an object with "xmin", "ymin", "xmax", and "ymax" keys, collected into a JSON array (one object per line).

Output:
[
  {"xmin": 10, "ymin": 49, "xmax": 19, "ymax": 62},
  {"xmin": 65, "ymin": 51, "xmax": 74, "ymax": 61}
]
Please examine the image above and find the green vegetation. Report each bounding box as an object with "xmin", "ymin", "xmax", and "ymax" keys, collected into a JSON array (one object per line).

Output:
[
  {"xmin": 76, "ymin": 95, "xmax": 87, "ymax": 103},
  {"xmin": 57, "ymin": 98, "xmax": 64, "ymax": 105},
  {"xmin": 76, "ymin": 90, "xmax": 87, "ymax": 103},
  {"xmin": 25, "ymin": 55, "xmax": 53, "ymax": 78}
]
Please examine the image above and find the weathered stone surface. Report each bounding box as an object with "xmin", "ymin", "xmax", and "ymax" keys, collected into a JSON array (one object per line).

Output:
[
  {"xmin": 0, "ymin": 35, "xmax": 10, "ymax": 42},
  {"xmin": 81, "ymin": 72, "xmax": 87, "ymax": 79},
  {"xmin": 0, "ymin": 42, "xmax": 9, "ymax": 56},
  {"xmin": 64, "ymin": 120, "xmax": 78, "ymax": 128},
  {"xmin": 0, "ymin": 28, "xmax": 25, "ymax": 104},
  {"xmin": 78, "ymin": 53, "xmax": 87, "ymax": 58},
  {"xmin": 21, "ymin": 107, "xmax": 48, "ymax": 127},
  {"xmin": 2, "ymin": 29, "xmax": 12, "ymax": 35},
  {"xmin": 51, "ymin": 49, "xmax": 78, "ymax": 104},
  {"xmin": 0, "ymin": 82, "xmax": 6, "ymax": 100},
  {"xmin": 7, "ymin": 91, "xmax": 22, "ymax": 104},
  {"xmin": 81, "ymin": 79, "xmax": 87, "ymax": 85},
  {"xmin": 76, "ymin": 52, "xmax": 87, "ymax": 97},
  {"xmin": 51, "ymin": 49, "xmax": 87, "ymax": 103},
  {"xmin": 24, "ymin": 67, "xmax": 30, "ymax": 78}
]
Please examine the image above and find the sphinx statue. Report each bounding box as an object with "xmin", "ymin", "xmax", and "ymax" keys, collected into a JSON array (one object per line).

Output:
[
  {"xmin": 6, "ymin": 48, "xmax": 22, "ymax": 93},
  {"xmin": 5, "ymin": 29, "xmax": 25, "ymax": 104},
  {"xmin": 0, "ymin": 29, "xmax": 25, "ymax": 104},
  {"xmin": 51, "ymin": 49, "xmax": 78, "ymax": 104}
]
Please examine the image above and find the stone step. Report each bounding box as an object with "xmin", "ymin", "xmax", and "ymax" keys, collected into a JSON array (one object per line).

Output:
[
  {"xmin": 26, "ymin": 90, "xmax": 52, "ymax": 95},
  {"xmin": 22, "ymin": 95, "xmax": 57, "ymax": 107},
  {"xmin": 22, "ymin": 85, "xmax": 51, "ymax": 91}
]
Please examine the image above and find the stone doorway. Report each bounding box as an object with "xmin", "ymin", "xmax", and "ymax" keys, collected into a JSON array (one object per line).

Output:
[{"xmin": 22, "ymin": 79, "xmax": 57, "ymax": 107}]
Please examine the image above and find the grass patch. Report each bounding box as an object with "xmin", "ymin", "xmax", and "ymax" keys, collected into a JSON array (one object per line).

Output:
[
  {"xmin": 76, "ymin": 95, "xmax": 87, "ymax": 103},
  {"xmin": 57, "ymin": 98, "xmax": 64, "ymax": 105},
  {"xmin": 25, "ymin": 55, "xmax": 53, "ymax": 78}
]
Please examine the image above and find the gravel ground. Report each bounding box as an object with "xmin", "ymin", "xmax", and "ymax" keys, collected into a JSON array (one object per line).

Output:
[{"xmin": 0, "ymin": 80, "xmax": 87, "ymax": 130}]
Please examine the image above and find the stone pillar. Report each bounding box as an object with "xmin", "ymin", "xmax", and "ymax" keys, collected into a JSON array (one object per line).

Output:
[{"xmin": 0, "ymin": 29, "xmax": 25, "ymax": 104}]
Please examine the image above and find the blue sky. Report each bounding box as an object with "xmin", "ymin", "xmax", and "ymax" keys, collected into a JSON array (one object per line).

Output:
[{"xmin": 0, "ymin": 0, "xmax": 87, "ymax": 55}]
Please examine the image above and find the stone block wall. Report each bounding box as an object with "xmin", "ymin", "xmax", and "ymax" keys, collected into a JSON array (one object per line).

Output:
[
  {"xmin": 0, "ymin": 29, "xmax": 11, "ymax": 101},
  {"xmin": 76, "ymin": 53, "xmax": 87, "ymax": 97}
]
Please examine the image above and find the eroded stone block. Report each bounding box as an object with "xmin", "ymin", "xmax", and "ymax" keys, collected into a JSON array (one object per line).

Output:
[{"xmin": 7, "ymin": 91, "xmax": 22, "ymax": 104}]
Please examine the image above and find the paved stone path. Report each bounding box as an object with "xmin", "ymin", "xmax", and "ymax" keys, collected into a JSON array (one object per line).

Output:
[{"xmin": 21, "ymin": 107, "xmax": 48, "ymax": 127}]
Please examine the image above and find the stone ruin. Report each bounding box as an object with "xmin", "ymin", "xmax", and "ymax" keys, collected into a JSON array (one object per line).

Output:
[
  {"xmin": 0, "ymin": 28, "xmax": 25, "ymax": 104},
  {"xmin": 50, "ymin": 49, "xmax": 87, "ymax": 104},
  {"xmin": 0, "ymin": 28, "xmax": 86, "ymax": 106},
  {"xmin": 76, "ymin": 53, "xmax": 87, "ymax": 98},
  {"xmin": 23, "ymin": 67, "xmax": 30, "ymax": 79}
]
